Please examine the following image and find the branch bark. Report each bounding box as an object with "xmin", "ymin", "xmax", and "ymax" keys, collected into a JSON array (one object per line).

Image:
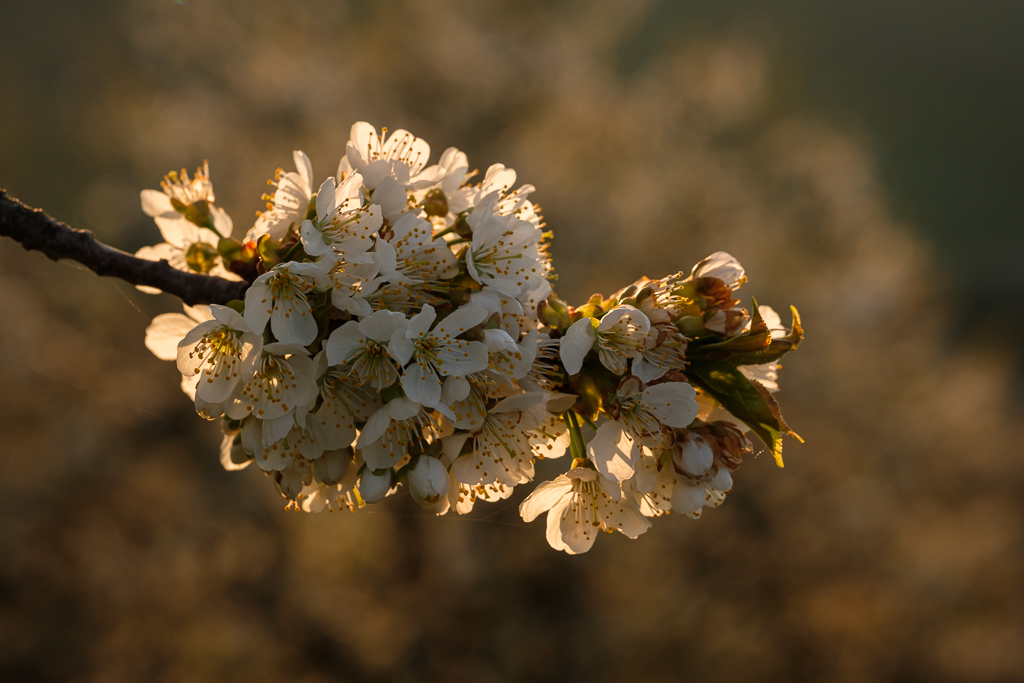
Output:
[{"xmin": 0, "ymin": 190, "xmax": 248, "ymax": 306}]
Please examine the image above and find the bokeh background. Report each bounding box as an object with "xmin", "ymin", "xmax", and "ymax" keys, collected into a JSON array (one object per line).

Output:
[{"xmin": 2, "ymin": 1, "xmax": 1023, "ymax": 681}]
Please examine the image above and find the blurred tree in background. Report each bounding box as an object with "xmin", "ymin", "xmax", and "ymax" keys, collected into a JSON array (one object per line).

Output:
[{"xmin": 1, "ymin": 1, "xmax": 1021, "ymax": 681}]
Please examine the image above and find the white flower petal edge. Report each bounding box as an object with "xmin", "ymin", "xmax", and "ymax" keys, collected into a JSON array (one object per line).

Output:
[{"xmin": 559, "ymin": 317, "xmax": 597, "ymax": 376}]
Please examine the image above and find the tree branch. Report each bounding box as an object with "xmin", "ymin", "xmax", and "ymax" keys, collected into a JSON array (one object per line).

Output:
[{"xmin": 0, "ymin": 190, "xmax": 248, "ymax": 306}]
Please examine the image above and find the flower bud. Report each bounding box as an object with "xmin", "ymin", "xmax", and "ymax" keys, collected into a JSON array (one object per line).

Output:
[
  {"xmin": 675, "ymin": 433, "xmax": 714, "ymax": 477},
  {"xmin": 358, "ymin": 468, "xmax": 393, "ymax": 504},
  {"xmin": 257, "ymin": 234, "xmax": 282, "ymax": 267},
  {"xmin": 227, "ymin": 240, "xmax": 260, "ymax": 280},
  {"xmin": 217, "ymin": 237, "xmax": 243, "ymax": 261},
  {"xmin": 704, "ymin": 421, "xmax": 752, "ymax": 470},
  {"xmin": 707, "ymin": 466, "xmax": 733, "ymax": 493},
  {"xmin": 408, "ymin": 456, "xmax": 450, "ymax": 505},
  {"xmin": 453, "ymin": 214, "xmax": 473, "ymax": 237},
  {"xmin": 185, "ymin": 241, "xmax": 219, "ymax": 274},
  {"xmin": 275, "ymin": 468, "xmax": 304, "ymax": 500},
  {"xmin": 670, "ymin": 480, "xmax": 706, "ymax": 515},
  {"xmin": 312, "ymin": 448, "xmax": 352, "ymax": 486},
  {"xmin": 539, "ymin": 293, "xmax": 572, "ymax": 331},
  {"xmin": 421, "ymin": 188, "xmax": 449, "ymax": 217}
]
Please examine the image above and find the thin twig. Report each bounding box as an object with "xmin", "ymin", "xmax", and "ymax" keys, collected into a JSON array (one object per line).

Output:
[{"xmin": 0, "ymin": 189, "xmax": 248, "ymax": 306}]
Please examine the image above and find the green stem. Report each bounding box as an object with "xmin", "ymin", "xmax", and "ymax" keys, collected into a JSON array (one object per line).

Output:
[
  {"xmin": 563, "ymin": 411, "xmax": 586, "ymax": 462},
  {"xmin": 281, "ymin": 241, "xmax": 305, "ymax": 261},
  {"xmin": 433, "ymin": 225, "xmax": 456, "ymax": 239}
]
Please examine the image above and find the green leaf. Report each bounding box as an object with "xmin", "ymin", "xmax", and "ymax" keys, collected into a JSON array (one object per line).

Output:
[
  {"xmin": 687, "ymin": 302, "xmax": 803, "ymax": 367},
  {"xmin": 687, "ymin": 363, "xmax": 802, "ymax": 467}
]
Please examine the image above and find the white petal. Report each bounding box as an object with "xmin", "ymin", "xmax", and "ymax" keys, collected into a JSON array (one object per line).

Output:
[
  {"xmin": 243, "ymin": 278, "xmax": 273, "ymax": 336},
  {"xmin": 315, "ymin": 177, "xmax": 337, "ymax": 221},
  {"xmin": 212, "ymin": 206, "xmax": 233, "ymax": 238},
  {"xmin": 633, "ymin": 452, "xmax": 659, "ymax": 493},
  {"xmin": 145, "ymin": 313, "xmax": 198, "ymax": 361},
  {"xmin": 324, "ymin": 321, "xmax": 364, "ymax": 365},
  {"xmin": 356, "ymin": 406, "xmax": 392, "ymax": 448},
  {"xmin": 388, "ymin": 332, "xmax": 416, "ymax": 366},
  {"xmin": 434, "ymin": 305, "xmax": 487, "ymax": 338},
  {"xmin": 358, "ymin": 469, "xmax": 392, "ymax": 503},
  {"xmin": 693, "ymin": 251, "xmax": 745, "ymax": 288},
  {"xmin": 587, "ymin": 421, "xmax": 637, "ymax": 482},
  {"xmin": 642, "ymin": 382, "xmax": 699, "ymax": 428},
  {"xmin": 558, "ymin": 501, "xmax": 598, "ymax": 555},
  {"xmin": 709, "ymin": 467, "xmax": 733, "ymax": 493},
  {"xmin": 519, "ymin": 477, "xmax": 572, "ymax": 522},
  {"xmin": 360, "ymin": 309, "xmax": 407, "ymax": 342},
  {"xmin": 409, "ymin": 456, "xmax": 449, "ymax": 500},
  {"xmin": 270, "ymin": 297, "xmax": 317, "ymax": 346},
  {"xmin": 375, "ymin": 238, "xmax": 397, "ymax": 275},
  {"xmin": 387, "ymin": 397, "xmax": 422, "ymax": 421},
  {"xmin": 300, "ymin": 219, "xmax": 330, "ymax": 256},
  {"xmin": 492, "ymin": 392, "xmax": 547, "ymax": 414},
  {"xmin": 140, "ymin": 189, "xmax": 174, "ymax": 217},
  {"xmin": 442, "ymin": 432, "xmax": 472, "ymax": 463},
  {"xmin": 631, "ymin": 357, "xmax": 668, "ymax": 383},
  {"xmin": 347, "ymin": 122, "xmax": 379, "ymax": 169},
  {"xmin": 559, "ymin": 318, "xmax": 597, "ymax": 375},
  {"xmin": 400, "ymin": 362, "xmax": 442, "ymax": 407},
  {"xmin": 670, "ymin": 481, "xmax": 707, "ymax": 515},
  {"xmin": 441, "ymin": 376, "xmax": 470, "ymax": 404},
  {"xmin": 406, "ymin": 305, "xmax": 436, "ymax": 338},
  {"xmin": 293, "ymin": 150, "xmax": 313, "ymax": 189},
  {"xmin": 435, "ymin": 341, "xmax": 488, "ymax": 377},
  {"xmin": 678, "ymin": 436, "xmax": 714, "ymax": 477},
  {"xmin": 373, "ymin": 176, "xmax": 409, "ymax": 219},
  {"xmin": 616, "ymin": 504, "xmax": 652, "ymax": 539}
]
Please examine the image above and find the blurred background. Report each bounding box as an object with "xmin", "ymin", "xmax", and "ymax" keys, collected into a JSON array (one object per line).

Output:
[{"xmin": 2, "ymin": 1, "xmax": 1023, "ymax": 681}]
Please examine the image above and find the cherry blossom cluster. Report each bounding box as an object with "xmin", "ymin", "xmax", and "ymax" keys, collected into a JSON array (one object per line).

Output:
[{"xmin": 140, "ymin": 123, "xmax": 803, "ymax": 553}]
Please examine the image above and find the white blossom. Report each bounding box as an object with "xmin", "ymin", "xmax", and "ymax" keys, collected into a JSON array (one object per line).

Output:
[
  {"xmin": 587, "ymin": 378, "xmax": 698, "ymax": 481},
  {"xmin": 324, "ymin": 310, "xmax": 407, "ymax": 390},
  {"xmin": 244, "ymin": 261, "xmax": 329, "ymax": 345},
  {"xmin": 449, "ymin": 392, "xmax": 549, "ymax": 488},
  {"xmin": 464, "ymin": 199, "xmax": 543, "ymax": 296},
  {"xmin": 560, "ymin": 305, "xmax": 651, "ymax": 376},
  {"xmin": 225, "ymin": 343, "xmax": 318, "ymax": 429},
  {"xmin": 389, "ymin": 304, "xmax": 489, "ymax": 408},
  {"xmin": 176, "ymin": 305, "xmax": 263, "ymax": 409},
  {"xmin": 692, "ymin": 251, "xmax": 746, "ymax": 288},
  {"xmin": 375, "ymin": 213, "xmax": 457, "ymax": 305},
  {"xmin": 247, "ymin": 150, "xmax": 314, "ymax": 242},
  {"xmin": 356, "ymin": 397, "xmax": 434, "ymax": 470},
  {"xmin": 345, "ymin": 122, "xmax": 431, "ymax": 221},
  {"xmin": 519, "ymin": 468, "xmax": 651, "ymax": 554},
  {"xmin": 300, "ymin": 174, "xmax": 382, "ymax": 257},
  {"xmin": 315, "ymin": 249, "xmax": 381, "ymax": 318}
]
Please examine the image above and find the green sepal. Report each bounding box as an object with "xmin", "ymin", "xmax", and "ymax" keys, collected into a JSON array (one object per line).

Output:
[
  {"xmin": 257, "ymin": 234, "xmax": 282, "ymax": 266},
  {"xmin": 224, "ymin": 299, "xmax": 245, "ymax": 315},
  {"xmin": 686, "ymin": 363, "xmax": 802, "ymax": 467},
  {"xmin": 687, "ymin": 301, "xmax": 803, "ymax": 367}
]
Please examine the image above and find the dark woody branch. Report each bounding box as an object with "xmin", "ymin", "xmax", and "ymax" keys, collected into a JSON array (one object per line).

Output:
[{"xmin": 0, "ymin": 190, "xmax": 248, "ymax": 306}]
